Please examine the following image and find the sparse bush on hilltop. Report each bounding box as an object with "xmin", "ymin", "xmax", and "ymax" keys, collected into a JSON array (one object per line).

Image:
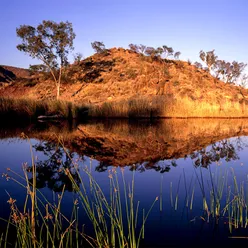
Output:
[
  {"xmin": 91, "ymin": 41, "xmax": 109, "ymax": 55},
  {"xmin": 128, "ymin": 43, "xmax": 180, "ymax": 61},
  {"xmin": 199, "ymin": 50, "xmax": 218, "ymax": 75},
  {"xmin": 194, "ymin": 62, "xmax": 203, "ymax": 69},
  {"xmin": 198, "ymin": 49, "xmax": 247, "ymax": 85}
]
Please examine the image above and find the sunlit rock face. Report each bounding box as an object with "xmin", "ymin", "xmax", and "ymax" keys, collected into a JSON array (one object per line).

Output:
[{"xmin": 1, "ymin": 48, "xmax": 248, "ymax": 117}]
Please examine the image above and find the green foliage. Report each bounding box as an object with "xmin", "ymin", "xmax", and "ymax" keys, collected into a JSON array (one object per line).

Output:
[
  {"xmin": 226, "ymin": 61, "xmax": 246, "ymax": 84},
  {"xmin": 139, "ymin": 44, "xmax": 147, "ymax": 55},
  {"xmin": 199, "ymin": 50, "xmax": 218, "ymax": 73},
  {"xmin": 162, "ymin": 45, "xmax": 174, "ymax": 58},
  {"xmin": 128, "ymin": 43, "xmax": 139, "ymax": 53},
  {"xmin": 16, "ymin": 20, "xmax": 76, "ymax": 99},
  {"xmin": 91, "ymin": 41, "xmax": 107, "ymax": 54},
  {"xmin": 187, "ymin": 59, "xmax": 192, "ymax": 65},
  {"xmin": 29, "ymin": 64, "xmax": 48, "ymax": 73},
  {"xmin": 214, "ymin": 59, "xmax": 246, "ymax": 84},
  {"xmin": 198, "ymin": 50, "xmax": 247, "ymax": 84},
  {"xmin": 63, "ymin": 53, "xmax": 84, "ymax": 84},
  {"xmin": 144, "ymin": 47, "xmax": 157, "ymax": 57},
  {"xmin": 174, "ymin": 51, "xmax": 181, "ymax": 59},
  {"xmin": 73, "ymin": 52, "xmax": 83, "ymax": 63},
  {"xmin": 194, "ymin": 62, "xmax": 203, "ymax": 69},
  {"xmin": 156, "ymin": 47, "xmax": 163, "ymax": 57},
  {"xmin": 239, "ymin": 74, "xmax": 248, "ymax": 88},
  {"xmin": 128, "ymin": 43, "xmax": 177, "ymax": 60}
]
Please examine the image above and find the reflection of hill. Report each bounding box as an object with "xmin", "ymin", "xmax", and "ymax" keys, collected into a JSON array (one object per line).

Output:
[{"xmin": 1, "ymin": 119, "xmax": 248, "ymax": 166}]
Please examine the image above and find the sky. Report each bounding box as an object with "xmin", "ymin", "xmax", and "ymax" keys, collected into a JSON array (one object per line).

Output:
[{"xmin": 1, "ymin": 0, "xmax": 248, "ymax": 69}]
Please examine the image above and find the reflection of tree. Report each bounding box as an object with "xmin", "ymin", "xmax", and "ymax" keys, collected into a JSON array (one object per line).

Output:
[
  {"xmin": 95, "ymin": 138, "xmax": 243, "ymax": 173},
  {"xmin": 29, "ymin": 137, "xmax": 244, "ymax": 185},
  {"xmin": 95, "ymin": 159, "xmax": 178, "ymax": 173},
  {"xmin": 29, "ymin": 141, "xmax": 80, "ymax": 192},
  {"xmin": 190, "ymin": 139, "xmax": 240, "ymax": 168},
  {"xmin": 130, "ymin": 160, "xmax": 178, "ymax": 173},
  {"xmin": 95, "ymin": 161, "xmax": 109, "ymax": 172}
]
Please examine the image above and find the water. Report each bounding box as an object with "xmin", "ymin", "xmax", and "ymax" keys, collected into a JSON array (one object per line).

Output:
[{"xmin": 1, "ymin": 119, "xmax": 248, "ymax": 247}]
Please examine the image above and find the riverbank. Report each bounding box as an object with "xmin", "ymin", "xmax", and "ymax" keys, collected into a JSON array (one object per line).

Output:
[
  {"xmin": 2, "ymin": 96, "xmax": 248, "ymax": 120},
  {"xmin": 1, "ymin": 48, "xmax": 248, "ymax": 118}
]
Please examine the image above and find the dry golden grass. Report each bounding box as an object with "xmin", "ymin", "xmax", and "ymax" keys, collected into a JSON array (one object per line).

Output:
[
  {"xmin": 0, "ymin": 97, "xmax": 89, "ymax": 120},
  {"xmin": 1, "ymin": 47, "xmax": 248, "ymax": 117}
]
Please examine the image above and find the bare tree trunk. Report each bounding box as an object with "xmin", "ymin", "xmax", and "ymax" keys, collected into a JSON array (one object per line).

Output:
[
  {"xmin": 56, "ymin": 66, "xmax": 62, "ymax": 100},
  {"xmin": 56, "ymin": 83, "xmax": 60, "ymax": 100}
]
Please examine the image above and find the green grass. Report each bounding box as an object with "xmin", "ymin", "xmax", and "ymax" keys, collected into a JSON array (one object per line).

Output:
[
  {"xmin": 170, "ymin": 164, "xmax": 248, "ymax": 233},
  {"xmin": 0, "ymin": 135, "xmax": 157, "ymax": 248}
]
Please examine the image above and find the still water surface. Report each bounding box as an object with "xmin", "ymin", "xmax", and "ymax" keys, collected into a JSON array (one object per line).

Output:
[{"xmin": 1, "ymin": 119, "xmax": 248, "ymax": 247}]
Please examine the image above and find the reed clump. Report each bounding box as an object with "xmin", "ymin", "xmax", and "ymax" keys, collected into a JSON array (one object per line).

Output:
[
  {"xmin": 171, "ymin": 165, "xmax": 248, "ymax": 233},
  {"xmin": 0, "ymin": 135, "xmax": 157, "ymax": 248},
  {"xmin": 0, "ymin": 96, "xmax": 165, "ymax": 120},
  {"xmin": 0, "ymin": 97, "xmax": 89, "ymax": 121},
  {"xmin": 162, "ymin": 96, "xmax": 248, "ymax": 117},
  {"xmin": 89, "ymin": 96, "xmax": 165, "ymax": 118},
  {"xmin": 4, "ymin": 94, "xmax": 247, "ymax": 119}
]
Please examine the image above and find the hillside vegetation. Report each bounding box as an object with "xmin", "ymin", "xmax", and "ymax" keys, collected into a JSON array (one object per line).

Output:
[{"xmin": 1, "ymin": 47, "xmax": 248, "ymax": 118}]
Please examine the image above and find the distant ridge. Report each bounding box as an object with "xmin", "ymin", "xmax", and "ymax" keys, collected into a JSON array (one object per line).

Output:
[{"xmin": 0, "ymin": 65, "xmax": 30, "ymax": 83}]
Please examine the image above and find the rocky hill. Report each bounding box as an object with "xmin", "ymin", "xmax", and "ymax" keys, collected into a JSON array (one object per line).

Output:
[
  {"xmin": 0, "ymin": 65, "xmax": 30, "ymax": 84},
  {"xmin": 1, "ymin": 48, "xmax": 248, "ymax": 117}
]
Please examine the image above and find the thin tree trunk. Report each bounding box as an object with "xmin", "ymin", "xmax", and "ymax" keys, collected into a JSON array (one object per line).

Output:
[
  {"xmin": 57, "ymin": 66, "xmax": 62, "ymax": 100},
  {"xmin": 56, "ymin": 83, "xmax": 60, "ymax": 100}
]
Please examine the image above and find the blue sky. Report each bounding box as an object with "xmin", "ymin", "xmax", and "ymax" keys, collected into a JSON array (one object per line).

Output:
[{"xmin": 1, "ymin": 0, "xmax": 248, "ymax": 69}]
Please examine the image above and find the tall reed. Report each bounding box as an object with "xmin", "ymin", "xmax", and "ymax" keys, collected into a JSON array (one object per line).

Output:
[
  {"xmin": 0, "ymin": 135, "xmax": 157, "ymax": 248},
  {"xmin": 0, "ymin": 97, "xmax": 89, "ymax": 120},
  {"xmin": 65, "ymin": 163, "xmax": 158, "ymax": 248}
]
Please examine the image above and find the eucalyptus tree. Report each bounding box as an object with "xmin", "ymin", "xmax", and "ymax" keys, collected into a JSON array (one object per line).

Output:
[
  {"xmin": 91, "ymin": 41, "xmax": 107, "ymax": 54},
  {"xmin": 199, "ymin": 50, "xmax": 218, "ymax": 75},
  {"xmin": 144, "ymin": 46, "xmax": 157, "ymax": 57},
  {"xmin": 174, "ymin": 51, "xmax": 181, "ymax": 59},
  {"xmin": 225, "ymin": 61, "xmax": 246, "ymax": 84},
  {"xmin": 194, "ymin": 62, "xmax": 203, "ymax": 69},
  {"xmin": 16, "ymin": 20, "xmax": 76, "ymax": 100},
  {"xmin": 240, "ymin": 74, "xmax": 248, "ymax": 88},
  {"xmin": 214, "ymin": 59, "xmax": 227, "ymax": 80},
  {"xmin": 156, "ymin": 47, "xmax": 164, "ymax": 58},
  {"xmin": 128, "ymin": 43, "xmax": 139, "ymax": 53},
  {"xmin": 139, "ymin": 44, "xmax": 147, "ymax": 55},
  {"xmin": 162, "ymin": 45, "xmax": 174, "ymax": 58}
]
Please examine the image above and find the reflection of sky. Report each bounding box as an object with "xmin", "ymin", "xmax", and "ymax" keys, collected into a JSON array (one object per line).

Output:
[{"xmin": 1, "ymin": 136, "xmax": 248, "ymax": 246}]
